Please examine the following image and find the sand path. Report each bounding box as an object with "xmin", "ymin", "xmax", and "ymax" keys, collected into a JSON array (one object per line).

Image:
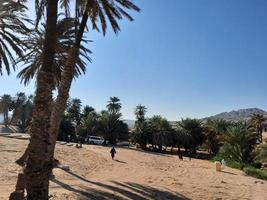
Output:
[{"xmin": 0, "ymin": 136, "xmax": 266, "ymax": 200}]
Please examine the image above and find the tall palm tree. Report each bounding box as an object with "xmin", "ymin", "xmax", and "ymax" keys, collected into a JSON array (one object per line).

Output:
[
  {"xmin": 250, "ymin": 113, "xmax": 266, "ymax": 143},
  {"xmin": 47, "ymin": 0, "xmax": 140, "ymax": 175},
  {"xmin": 98, "ymin": 110, "xmax": 123, "ymax": 144},
  {"xmin": 10, "ymin": 0, "xmax": 61, "ymax": 199},
  {"xmin": 0, "ymin": 0, "xmax": 30, "ymax": 75},
  {"xmin": 135, "ymin": 104, "xmax": 147, "ymax": 123},
  {"xmin": 13, "ymin": 1, "xmax": 140, "ymax": 199},
  {"xmin": 131, "ymin": 104, "xmax": 148, "ymax": 149},
  {"xmin": 107, "ymin": 96, "xmax": 122, "ymax": 113}
]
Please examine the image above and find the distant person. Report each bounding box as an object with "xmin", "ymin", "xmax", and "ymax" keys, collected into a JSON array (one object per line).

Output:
[
  {"xmin": 77, "ymin": 136, "xmax": 84, "ymax": 148},
  {"xmin": 178, "ymin": 149, "xmax": 183, "ymax": 160},
  {"xmin": 110, "ymin": 146, "xmax": 116, "ymax": 160},
  {"xmin": 188, "ymin": 149, "xmax": 194, "ymax": 161}
]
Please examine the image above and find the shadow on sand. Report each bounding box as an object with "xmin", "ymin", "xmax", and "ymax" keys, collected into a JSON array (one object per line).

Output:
[
  {"xmin": 51, "ymin": 170, "xmax": 191, "ymax": 200},
  {"xmin": 220, "ymin": 170, "xmax": 237, "ymax": 176},
  {"xmin": 114, "ymin": 159, "xmax": 127, "ymax": 164}
]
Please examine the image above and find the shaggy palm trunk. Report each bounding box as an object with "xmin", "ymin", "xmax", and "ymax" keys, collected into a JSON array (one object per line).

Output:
[
  {"xmin": 47, "ymin": 9, "xmax": 89, "ymax": 165},
  {"xmin": 10, "ymin": 1, "xmax": 58, "ymax": 200},
  {"xmin": 48, "ymin": 47, "xmax": 78, "ymax": 157},
  {"xmin": 12, "ymin": 7, "xmax": 89, "ymax": 200},
  {"xmin": 14, "ymin": 0, "xmax": 89, "ymax": 169}
]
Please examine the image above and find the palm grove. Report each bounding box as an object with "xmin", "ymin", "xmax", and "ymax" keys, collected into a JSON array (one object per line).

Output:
[{"xmin": 0, "ymin": 0, "xmax": 267, "ymax": 199}]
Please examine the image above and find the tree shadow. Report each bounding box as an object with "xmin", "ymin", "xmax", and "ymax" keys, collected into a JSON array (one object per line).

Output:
[
  {"xmin": 121, "ymin": 147, "xmax": 172, "ymax": 157},
  {"xmin": 121, "ymin": 146, "xmax": 212, "ymax": 160},
  {"xmin": 51, "ymin": 178, "xmax": 190, "ymax": 200},
  {"xmin": 220, "ymin": 170, "xmax": 237, "ymax": 176},
  {"xmin": 51, "ymin": 170, "xmax": 191, "ymax": 200},
  {"xmin": 114, "ymin": 159, "xmax": 127, "ymax": 164}
]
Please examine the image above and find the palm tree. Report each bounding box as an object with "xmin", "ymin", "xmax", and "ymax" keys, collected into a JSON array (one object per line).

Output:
[
  {"xmin": 10, "ymin": 0, "xmax": 60, "ymax": 199},
  {"xmin": 220, "ymin": 122, "xmax": 258, "ymax": 164},
  {"xmin": 82, "ymin": 105, "xmax": 95, "ymax": 119},
  {"xmin": 250, "ymin": 113, "xmax": 266, "ymax": 143},
  {"xmin": 98, "ymin": 110, "xmax": 124, "ymax": 144},
  {"xmin": 203, "ymin": 119, "xmax": 229, "ymax": 155},
  {"xmin": 66, "ymin": 98, "xmax": 82, "ymax": 126},
  {"xmin": 81, "ymin": 110, "xmax": 99, "ymax": 137},
  {"xmin": 0, "ymin": 94, "xmax": 13, "ymax": 125},
  {"xmin": 17, "ymin": 17, "xmax": 91, "ymax": 86},
  {"xmin": 107, "ymin": 96, "xmax": 122, "ymax": 113},
  {"xmin": 47, "ymin": 0, "xmax": 140, "ymax": 179},
  {"xmin": 135, "ymin": 104, "xmax": 147, "ymax": 123},
  {"xmin": 148, "ymin": 115, "xmax": 172, "ymax": 151},
  {"xmin": 0, "ymin": 0, "xmax": 30, "ymax": 75},
  {"xmin": 130, "ymin": 104, "xmax": 148, "ymax": 149},
  {"xmin": 13, "ymin": 1, "xmax": 140, "ymax": 199},
  {"xmin": 177, "ymin": 118, "xmax": 204, "ymax": 153}
]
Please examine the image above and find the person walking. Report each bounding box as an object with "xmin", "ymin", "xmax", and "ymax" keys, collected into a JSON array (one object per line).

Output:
[
  {"xmin": 188, "ymin": 150, "xmax": 191, "ymax": 161},
  {"xmin": 178, "ymin": 149, "xmax": 183, "ymax": 160},
  {"xmin": 110, "ymin": 146, "xmax": 116, "ymax": 160}
]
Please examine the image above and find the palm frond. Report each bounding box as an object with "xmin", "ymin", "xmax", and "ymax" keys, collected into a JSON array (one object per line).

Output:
[
  {"xmin": 18, "ymin": 17, "xmax": 91, "ymax": 86},
  {"xmin": 0, "ymin": 0, "xmax": 31, "ymax": 75}
]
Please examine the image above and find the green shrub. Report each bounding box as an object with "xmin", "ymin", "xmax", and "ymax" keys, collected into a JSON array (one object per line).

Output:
[
  {"xmin": 243, "ymin": 167, "xmax": 267, "ymax": 180},
  {"xmin": 227, "ymin": 161, "xmax": 246, "ymax": 170},
  {"xmin": 211, "ymin": 155, "xmax": 224, "ymax": 162}
]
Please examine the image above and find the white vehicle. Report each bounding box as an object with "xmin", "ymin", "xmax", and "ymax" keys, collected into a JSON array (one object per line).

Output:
[{"xmin": 87, "ymin": 136, "xmax": 105, "ymax": 145}]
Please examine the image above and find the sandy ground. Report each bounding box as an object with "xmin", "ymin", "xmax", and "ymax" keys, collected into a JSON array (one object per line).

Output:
[{"xmin": 0, "ymin": 136, "xmax": 267, "ymax": 200}]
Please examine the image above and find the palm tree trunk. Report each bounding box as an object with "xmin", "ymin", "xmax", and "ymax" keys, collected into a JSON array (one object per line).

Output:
[
  {"xmin": 12, "ymin": 4, "xmax": 89, "ymax": 199},
  {"xmin": 47, "ymin": 6, "xmax": 89, "ymax": 166},
  {"xmin": 10, "ymin": 1, "xmax": 59, "ymax": 200}
]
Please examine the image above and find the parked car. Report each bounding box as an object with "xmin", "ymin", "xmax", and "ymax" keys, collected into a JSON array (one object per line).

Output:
[{"xmin": 86, "ymin": 136, "xmax": 106, "ymax": 145}]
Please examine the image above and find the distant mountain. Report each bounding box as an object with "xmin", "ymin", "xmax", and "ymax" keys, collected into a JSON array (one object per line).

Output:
[
  {"xmin": 204, "ymin": 108, "xmax": 267, "ymax": 121},
  {"xmin": 125, "ymin": 108, "xmax": 267, "ymax": 128}
]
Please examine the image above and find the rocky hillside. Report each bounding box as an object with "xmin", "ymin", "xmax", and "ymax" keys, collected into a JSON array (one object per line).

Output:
[{"xmin": 204, "ymin": 108, "xmax": 267, "ymax": 121}]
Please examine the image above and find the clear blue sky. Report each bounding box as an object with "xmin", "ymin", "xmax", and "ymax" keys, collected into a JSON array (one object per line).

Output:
[{"xmin": 0, "ymin": 0, "xmax": 267, "ymax": 120}]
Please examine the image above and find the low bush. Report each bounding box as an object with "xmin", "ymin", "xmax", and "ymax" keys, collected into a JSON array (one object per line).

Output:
[
  {"xmin": 243, "ymin": 167, "xmax": 267, "ymax": 180},
  {"xmin": 226, "ymin": 161, "xmax": 246, "ymax": 170}
]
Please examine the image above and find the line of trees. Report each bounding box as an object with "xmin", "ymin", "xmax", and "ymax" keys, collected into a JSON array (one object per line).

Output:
[
  {"xmin": 0, "ymin": 93, "xmax": 129, "ymax": 144},
  {"xmin": 59, "ymin": 96, "xmax": 129, "ymax": 144},
  {"xmin": 130, "ymin": 104, "xmax": 267, "ymax": 169},
  {"xmin": 0, "ymin": 0, "xmax": 266, "ymax": 196}
]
